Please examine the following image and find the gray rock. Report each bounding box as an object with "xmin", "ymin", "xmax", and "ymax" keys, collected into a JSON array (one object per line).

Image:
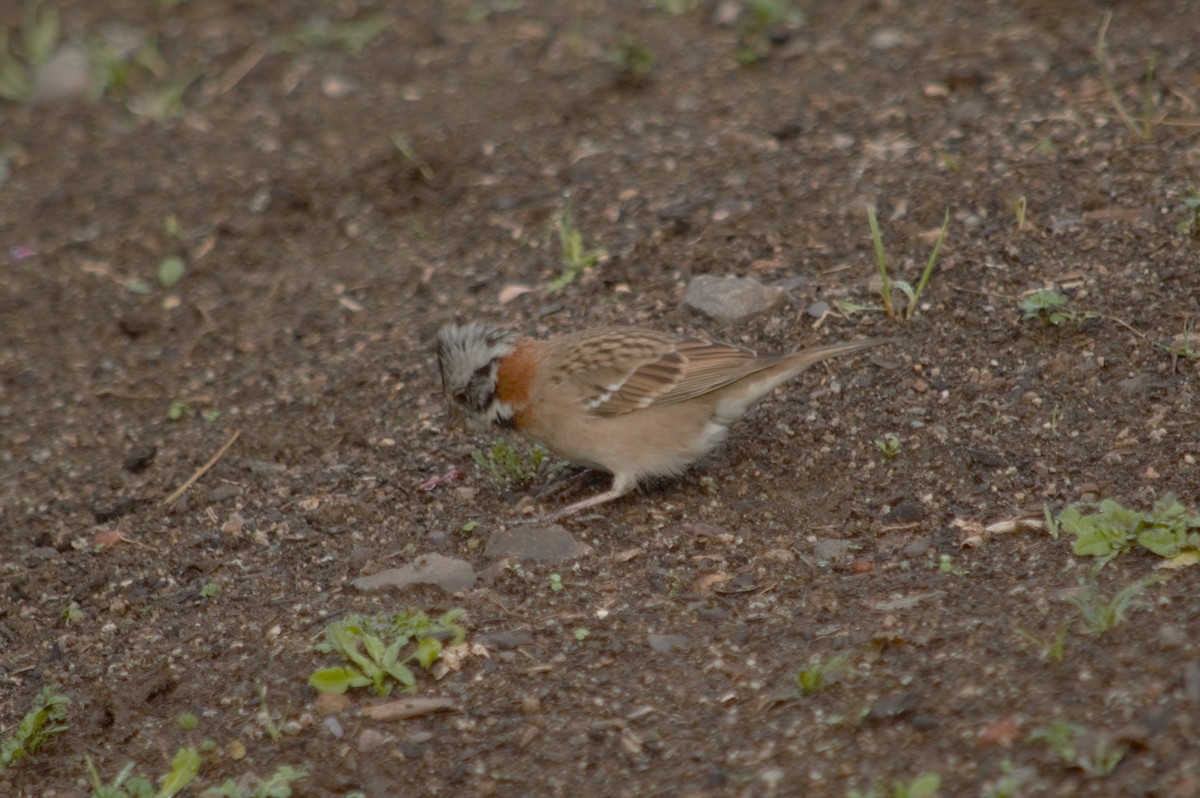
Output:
[
  {"xmin": 353, "ymin": 553, "xmax": 476, "ymax": 593},
  {"xmin": 682, "ymin": 275, "xmax": 787, "ymax": 324},
  {"xmin": 647, "ymin": 634, "xmax": 689, "ymax": 652},
  {"xmin": 485, "ymin": 525, "xmax": 592, "ymax": 563}
]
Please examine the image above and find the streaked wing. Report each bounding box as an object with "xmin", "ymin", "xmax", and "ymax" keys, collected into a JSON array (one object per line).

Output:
[{"xmin": 560, "ymin": 330, "xmax": 778, "ymax": 417}]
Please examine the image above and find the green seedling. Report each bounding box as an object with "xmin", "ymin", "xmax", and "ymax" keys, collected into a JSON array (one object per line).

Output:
[
  {"xmin": 255, "ymin": 682, "xmax": 282, "ymax": 742},
  {"xmin": 548, "ymin": 573, "xmax": 564, "ymax": 592},
  {"xmin": 573, "ymin": 628, "xmax": 590, "ymax": 641},
  {"xmin": 605, "ymin": 37, "xmax": 653, "ymax": 84},
  {"xmin": 549, "ymin": 198, "xmax": 606, "ymax": 291},
  {"xmin": 0, "ymin": 3, "xmax": 59, "ymax": 102},
  {"xmin": 199, "ymin": 582, "xmax": 220, "ymax": 599},
  {"xmin": 847, "ymin": 772, "xmax": 941, "ymax": 798},
  {"xmin": 875, "ymin": 435, "xmax": 900, "ymax": 460},
  {"xmin": 1019, "ymin": 289, "xmax": 1077, "ymax": 326},
  {"xmin": 309, "ymin": 609, "xmax": 466, "ymax": 697},
  {"xmin": 201, "ymin": 765, "xmax": 307, "ymax": 798},
  {"xmin": 1057, "ymin": 496, "xmax": 1200, "ymax": 565},
  {"xmin": 1095, "ymin": 11, "xmax": 1154, "ymax": 140},
  {"xmin": 1016, "ymin": 621, "xmax": 1071, "ymax": 663},
  {"xmin": 87, "ymin": 747, "xmax": 200, "ymax": 798},
  {"xmin": 982, "ymin": 759, "xmax": 1027, "ymax": 798},
  {"xmin": 736, "ymin": 0, "xmax": 803, "ymax": 65},
  {"xmin": 61, "ymin": 602, "xmax": 84, "ymax": 625},
  {"xmin": 289, "ymin": 12, "xmax": 394, "ymax": 55},
  {"xmin": 796, "ymin": 651, "xmax": 852, "ymax": 696},
  {"xmin": 650, "ymin": 0, "xmax": 700, "ymax": 14},
  {"xmin": 177, "ymin": 713, "xmax": 198, "ymax": 731},
  {"xmin": 1029, "ymin": 719, "xmax": 1126, "ymax": 776},
  {"xmin": 166, "ymin": 400, "xmax": 187, "ymax": 421},
  {"xmin": 0, "ymin": 685, "xmax": 68, "ymax": 772},
  {"xmin": 1177, "ymin": 190, "xmax": 1200, "ymax": 239},
  {"xmin": 390, "ymin": 133, "xmax": 434, "ymax": 183},
  {"xmin": 1069, "ymin": 576, "xmax": 1159, "ymax": 635},
  {"xmin": 867, "ymin": 206, "xmax": 950, "ymax": 320},
  {"xmin": 472, "ymin": 439, "xmax": 565, "ymax": 485},
  {"xmin": 128, "ymin": 72, "xmax": 199, "ymax": 121}
]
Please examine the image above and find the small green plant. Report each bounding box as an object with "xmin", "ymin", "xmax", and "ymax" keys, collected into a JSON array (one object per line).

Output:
[
  {"xmin": 735, "ymin": 0, "xmax": 803, "ymax": 65},
  {"xmin": 199, "ymin": 582, "xmax": 221, "ymax": 599},
  {"xmin": 650, "ymin": 0, "xmax": 700, "ymax": 14},
  {"xmin": 867, "ymin": 206, "xmax": 950, "ymax": 320},
  {"xmin": 255, "ymin": 681, "xmax": 282, "ymax": 742},
  {"xmin": 0, "ymin": 2, "xmax": 59, "ymax": 103},
  {"xmin": 982, "ymin": 759, "xmax": 1026, "ymax": 798},
  {"xmin": 796, "ymin": 652, "xmax": 852, "ymax": 696},
  {"xmin": 471, "ymin": 439, "xmax": 565, "ymax": 485},
  {"xmin": 201, "ymin": 765, "xmax": 308, "ymax": 798},
  {"xmin": 309, "ymin": 609, "xmax": 466, "ymax": 696},
  {"xmin": 166, "ymin": 400, "xmax": 187, "ymax": 421},
  {"xmin": 390, "ymin": 133, "xmax": 434, "ymax": 183},
  {"xmin": 548, "ymin": 573, "xmax": 564, "ymax": 592},
  {"xmin": 1069, "ymin": 576, "xmax": 1159, "ymax": 635},
  {"xmin": 158, "ymin": 256, "xmax": 185, "ymax": 289},
  {"xmin": 177, "ymin": 712, "xmax": 199, "ymax": 731},
  {"xmin": 1020, "ymin": 289, "xmax": 1077, "ymax": 326},
  {"xmin": 573, "ymin": 628, "xmax": 590, "ymax": 641},
  {"xmin": 549, "ymin": 198, "xmax": 606, "ymax": 291},
  {"xmin": 289, "ymin": 12, "xmax": 394, "ymax": 55},
  {"xmin": 1029, "ymin": 719, "xmax": 1126, "ymax": 776},
  {"xmin": 61, "ymin": 602, "xmax": 85, "ymax": 625},
  {"xmin": 1177, "ymin": 189, "xmax": 1200, "ymax": 239},
  {"xmin": 0, "ymin": 685, "xmax": 68, "ymax": 773},
  {"xmin": 847, "ymin": 772, "xmax": 941, "ymax": 798},
  {"xmin": 87, "ymin": 747, "xmax": 200, "ymax": 798},
  {"xmin": 1016, "ymin": 621, "xmax": 1071, "ymax": 663},
  {"xmin": 605, "ymin": 37, "xmax": 653, "ymax": 84},
  {"xmin": 1057, "ymin": 496, "xmax": 1200, "ymax": 565},
  {"xmin": 874, "ymin": 435, "xmax": 900, "ymax": 460},
  {"xmin": 1095, "ymin": 11, "xmax": 1153, "ymax": 141}
]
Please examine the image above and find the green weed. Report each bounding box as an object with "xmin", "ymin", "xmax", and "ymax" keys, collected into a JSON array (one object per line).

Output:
[
  {"xmin": 549, "ymin": 198, "xmax": 606, "ymax": 291},
  {"xmin": 1069, "ymin": 576, "xmax": 1159, "ymax": 635},
  {"xmin": 1057, "ymin": 496, "xmax": 1200, "ymax": 565},
  {"xmin": 390, "ymin": 134, "xmax": 435, "ymax": 183},
  {"xmin": 201, "ymin": 765, "xmax": 307, "ymax": 798},
  {"xmin": 874, "ymin": 435, "xmax": 900, "ymax": 460},
  {"xmin": 309, "ymin": 609, "xmax": 466, "ymax": 697},
  {"xmin": 796, "ymin": 652, "xmax": 852, "ymax": 696},
  {"xmin": 1016, "ymin": 621, "xmax": 1071, "ymax": 663},
  {"xmin": 1095, "ymin": 11, "xmax": 1154, "ymax": 141},
  {"xmin": 289, "ymin": 12, "xmax": 394, "ymax": 55},
  {"xmin": 847, "ymin": 772, "xmax": 941, "ymax": 798},
  {"xmin": 1029, "ymin": 719, "xmax": 1126, "ymax": 776},
  {"xmin": 605, "ymin": 37, "xmax": 654, "ymax": 84},
  {"xmin": 472, "ymin": 439, "xmax": 565, "ymax": 485},
  {"xmin": 0, "ymin": 685, "xmax": 68, "ymax": 773},
  {"xmin": 87, "ymin": 747, "xmax": 200, "ymax": 798},
  {"xmin": 736, "ymin": 0, "xmax": 803, "ymax": 65},
  {"xmin": 1176, "ymin": 189, "xmax": 1200, "ymax": 239},
  {"xmin": 1019, "ymin": 289, "xmax": 1079, "ymax": 326},
  {"xmin": 0, "ymin": 2, "xmax": 59, "ymax": 103},
  {"xmin": 867, "ymin": 206, "xmax": 950, "ymax": 320}
]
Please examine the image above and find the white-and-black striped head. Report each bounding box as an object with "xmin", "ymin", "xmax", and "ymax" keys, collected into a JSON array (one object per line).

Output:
[{"xmin": 436, "ymin": 322, "xmax": 518, "ymax": 430}]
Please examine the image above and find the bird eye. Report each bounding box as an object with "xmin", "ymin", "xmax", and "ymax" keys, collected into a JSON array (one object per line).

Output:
[{"xmin": 452, "ymin": 390, "xmax": 468, "ymax": 405}]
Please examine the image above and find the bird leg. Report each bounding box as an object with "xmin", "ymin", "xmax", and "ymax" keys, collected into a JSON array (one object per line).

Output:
[{"xmin": 540, "ymin": 474, "xmax": 637, "ymax": 522}]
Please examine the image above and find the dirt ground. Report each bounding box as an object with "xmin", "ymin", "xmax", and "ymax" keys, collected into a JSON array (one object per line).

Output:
[{"xmin": 2, "ymin": 0, "xmax": 1199, "ymax": 795}]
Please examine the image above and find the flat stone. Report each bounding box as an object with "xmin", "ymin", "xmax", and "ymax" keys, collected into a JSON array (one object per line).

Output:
[
  {"xmin": 353, "ymin": 553, "xmax": 476, "ymax": 593},
  {"xmin": 682, "ymin": 275, "xmax": 787, "ymax": 324},
  {"xmin": 484, "ymin": 525, "xmax": 592, "ymax": 563}
]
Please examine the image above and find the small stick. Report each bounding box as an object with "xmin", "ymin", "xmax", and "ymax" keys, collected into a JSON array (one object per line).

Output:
[{"xmin": 162, "ymin": 430, "xmax": 241, "ymax": 509}]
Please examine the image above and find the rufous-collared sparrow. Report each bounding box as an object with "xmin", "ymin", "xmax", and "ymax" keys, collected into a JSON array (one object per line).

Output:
[{"xmin": 437, "ymin": 322, "xmax": 897, "ymax": 519}]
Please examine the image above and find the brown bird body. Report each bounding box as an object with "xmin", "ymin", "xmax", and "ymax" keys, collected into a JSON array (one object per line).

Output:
[{"xmin": 437, "ymin": 323, "xmax": 896, "ymax": 519}]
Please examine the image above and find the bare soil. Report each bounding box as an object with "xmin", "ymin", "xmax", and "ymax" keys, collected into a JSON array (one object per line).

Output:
[{"xmin": 2, "ymin": 1, "xmax": 1199, "ymax": 796}]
